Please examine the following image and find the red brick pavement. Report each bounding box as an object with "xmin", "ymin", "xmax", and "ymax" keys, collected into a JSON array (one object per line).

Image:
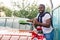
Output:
[{"xmin": 0, "ymin": 34, "xmax": 32, "ymax": 40}]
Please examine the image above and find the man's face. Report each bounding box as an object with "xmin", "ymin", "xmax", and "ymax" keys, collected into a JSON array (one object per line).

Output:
[{"xmin": 38, "ymin": 5, "xmax": 45, "ymax": 13}]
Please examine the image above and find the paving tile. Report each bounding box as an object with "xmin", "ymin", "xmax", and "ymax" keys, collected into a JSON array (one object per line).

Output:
[
  {"xmin": 0, "ymin": 34, "xmax": 32, "ymax": 40},
  {"xmin": 0, "ymin": 35, "xmax": 3, "ymax": 40},
  {"xmin": 28, "ymin": 37, "xmax": 32, "ymax": 40},
  {"xmin": 1, "ymin": 35, "xmax": 11, "ymax": 40},
  {"xmin": 10, "ymin": 36, "xmax": 19, "ymax": 40},
  {"xmin": 19, "ymin": 36, "xmax": 28, "ymax": 40}
]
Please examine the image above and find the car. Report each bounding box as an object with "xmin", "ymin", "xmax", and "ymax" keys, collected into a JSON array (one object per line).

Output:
[{"xmin": 0, "ymin": 17, "xmax": 46, "ymax": 40}]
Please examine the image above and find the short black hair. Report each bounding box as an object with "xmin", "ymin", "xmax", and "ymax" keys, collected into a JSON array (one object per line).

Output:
[{"xmin": 39, "ymin": 4, "xmax": 45, "ymax": 8}]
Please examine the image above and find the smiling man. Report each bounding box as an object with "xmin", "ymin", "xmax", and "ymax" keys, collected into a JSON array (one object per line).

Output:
[{"xmin": 27, "ymin": 4, "xmax": 54, "ymax": 40}]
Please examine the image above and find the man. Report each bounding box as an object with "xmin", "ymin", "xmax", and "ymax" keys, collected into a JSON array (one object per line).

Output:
[{"xmin": 27, "ymin": 4, "xmax": 54, "ymax": 40}]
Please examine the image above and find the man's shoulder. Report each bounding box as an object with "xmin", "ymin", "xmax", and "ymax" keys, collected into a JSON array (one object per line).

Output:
[
  {"xmin": 44, "ymin": 12, "xmax": 50, "ymax": 15},
  {"xmin": 44, "ymin": 12, "xmax": 51, "ymax": 16},
  {"xmin": 43, "ymin": 12, "xmax": 51, "ymax": 19}
]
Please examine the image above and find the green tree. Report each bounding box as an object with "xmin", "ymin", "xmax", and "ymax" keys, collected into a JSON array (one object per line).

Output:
[
  {"xmin": 11, "ymin": 0, "xmax": 51, "ymax": 19},
  {"xmin": 45, "ymin": 6, "xmax": 51, "ymax": 12},
  {"xmin": 27, "ymin": 4, "xmax": 38, "ymax": 19},
  {"xmin": 13, "ymin": 10, "xmax": 19, "ymax": 17},
  {"xmin": 18, "ymin": 10, "xmax": 29, "ymax": 18},
  {"xmin": 0, "ymin": 6, "xmax": 12, "ymax": 17},
  {"xmin": 12, "ymin": 1, "xmax": 38, "ymax": 19}
]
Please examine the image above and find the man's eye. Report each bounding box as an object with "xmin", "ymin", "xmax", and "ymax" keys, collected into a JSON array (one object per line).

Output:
[{"xmin": 38, "ymin": 7, "xmax": 43, "ymax": 9}]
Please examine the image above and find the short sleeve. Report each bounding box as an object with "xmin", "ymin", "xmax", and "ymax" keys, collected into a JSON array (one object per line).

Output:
[{"xmin": 44, "ymin": 14, "xmax": 51, "ymax": 20}]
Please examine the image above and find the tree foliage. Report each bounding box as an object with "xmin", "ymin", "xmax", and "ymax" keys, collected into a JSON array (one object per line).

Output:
[
  {"xmin": 0, "ymin": 6, "xmax": 12, "ymax": 17},
  {"xmin": 12, "ymin": 1, "xmax": 38, "ymax": 19},
  {"xmin": 0, "ymin": 0, "xmax": 51, "ymax": 18},
  {"xmin": 12, "ymin": 1, "xmax": 51, "ymax": 19}
]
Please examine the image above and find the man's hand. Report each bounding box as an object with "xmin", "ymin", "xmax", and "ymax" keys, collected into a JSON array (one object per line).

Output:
[
  {"xmin": 27, "ymin": 19, "xmax": 41, "ymax": 26},
  {"xmin": 32, "ymin": 19, "xmax": 41, "ymax": 26},
  {"xmin": 32, "ymin": 19, "xmax": 36, "ymax": 25},
  {"xmin": 34, "ymin": 20, "xmax": 41, "ymax": 26},
  {"xmin": 27, "ymin": 19, "xmax": 38, "ymax": 25}
]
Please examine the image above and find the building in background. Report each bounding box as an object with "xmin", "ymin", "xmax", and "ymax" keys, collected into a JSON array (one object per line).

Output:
[{"xmin": 0, "ymin": 10, "xmax": 6, "ymax": 17}]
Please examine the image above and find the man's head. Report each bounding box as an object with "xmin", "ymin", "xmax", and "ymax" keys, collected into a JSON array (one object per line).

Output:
[{"xmin": 38, "ymin": 4, "xmax": 45, "ymax": 13}]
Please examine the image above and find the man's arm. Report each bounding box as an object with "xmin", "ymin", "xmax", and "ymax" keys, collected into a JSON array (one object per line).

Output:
[
  {"xmin": 35, "ymin": 18, "xmax": 51, "ymax": 28},
  {"xmin": 27, "ymin": 18, "xmax": 37, "ymax": 25},
  {"xmin": 27, "ymin": 19, "xmax": 34, "ymax": 22}
]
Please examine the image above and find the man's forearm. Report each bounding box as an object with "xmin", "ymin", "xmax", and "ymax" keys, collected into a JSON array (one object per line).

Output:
[
  {"xmin": 27, "ymin": 19, "xmax": 34, "ymax": 22},
  {"xmin": 36, "ymin": 22, "xmax": 50, "ymax": 28},
  {"xmin": 27, "ymin": 18, "xmax": 37, "ymax": 22}
]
